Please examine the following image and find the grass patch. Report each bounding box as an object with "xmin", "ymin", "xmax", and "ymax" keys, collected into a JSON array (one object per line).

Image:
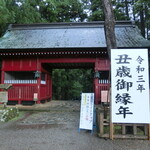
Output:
[
  {"xmin": 10, "ymin": 111, "xmax": 26, "ymax": 122},
  {"xmin": 103, "ymin": 125, "xmax": 122, "ymax": 134}
]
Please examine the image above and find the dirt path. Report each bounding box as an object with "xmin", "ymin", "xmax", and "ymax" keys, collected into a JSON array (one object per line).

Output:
[{"xmin": 0, "ymin": 100, "xmax": 150, "ymax": 150}]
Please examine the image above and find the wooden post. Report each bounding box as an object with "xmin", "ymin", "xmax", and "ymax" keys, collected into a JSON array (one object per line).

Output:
[
  {"xmin": 110, "ymin": 122, "xmax": 114, "ymax": 140},
  {"xmin": 122, "ymin": 124, "xmax": 126, "ymax": 135},
  {"xmin": 133, "ymin": 124, "xmax": 137, "ymax": 135},
  {"xmin": 144, "ymin": 125, "xmax": 148, "ymax": 135},
  {"xmin": 110, "ymin": 105, "xmax": 114, "ymax": 139},
  {"xmin": 99, "ymin": 112, "xmax": 104, "ymax": 136},
  {"xmin": 148, "ymin": 124, "xmax": 150, "ymax": 140},
  {"xmin": 3, "ymin": 102, "xmax": 6, "ymax": 108}
]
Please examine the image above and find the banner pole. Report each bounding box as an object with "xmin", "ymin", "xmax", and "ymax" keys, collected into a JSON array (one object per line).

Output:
[
  {"xmin": 110, "ymin": 105, "xmax": 114, "ymax": 140},
  {"xmin": 109, "ymin": 88, "xmax": 113, "ymax": 140}
]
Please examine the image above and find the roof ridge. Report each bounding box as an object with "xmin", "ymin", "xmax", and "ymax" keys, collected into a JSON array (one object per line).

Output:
[{"xmin": 8, "ymin": 21, "xmax": 134, "ymax": 30}]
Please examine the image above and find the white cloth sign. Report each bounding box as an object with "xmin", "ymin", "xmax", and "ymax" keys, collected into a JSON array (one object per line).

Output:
[
  {"xmin": 79, "ymin": 93, "xmax": 94, "ymax": 130},
  {"xmin": 111, "ymin": 49, "xmax": 150, "ymax": 123}
]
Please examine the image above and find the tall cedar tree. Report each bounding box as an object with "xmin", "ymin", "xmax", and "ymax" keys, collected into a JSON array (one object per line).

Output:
[{"xmin": 102, "ymin": 0, "xmax": 117, "ymax": 58}]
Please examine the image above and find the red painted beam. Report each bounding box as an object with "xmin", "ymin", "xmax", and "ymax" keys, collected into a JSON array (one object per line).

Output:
[{"xmin": 40, "ymin": 58, "xmax": 96, "ymax": 63}]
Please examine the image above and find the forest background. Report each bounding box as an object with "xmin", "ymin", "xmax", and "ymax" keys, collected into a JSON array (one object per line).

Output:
[{"xmin": 0, "ymin": 0, "xmax": 150, "ymax": 100}]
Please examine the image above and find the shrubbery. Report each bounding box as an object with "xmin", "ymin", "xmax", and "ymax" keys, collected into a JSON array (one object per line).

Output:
[{"xmin": 0, "ymin": 107, "xmax": 19, "ymax": 122}]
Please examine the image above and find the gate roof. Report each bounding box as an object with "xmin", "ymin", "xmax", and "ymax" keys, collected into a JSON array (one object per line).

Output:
[{"xmin": 0, "ymin": 21, "xmax": 150, "ymax": 50}]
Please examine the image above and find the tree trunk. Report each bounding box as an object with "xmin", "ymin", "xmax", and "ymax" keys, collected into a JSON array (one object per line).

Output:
[
  {"xmin": 102, "ymin": 0, "xmax": 117, "ymax": 58},
  {"xmin": 145, "ymin": 6, "xmax": 148, "ymax": 39},
  {"xmin": 140, "ymin": 8, "xmax": 145, "ymax": 38},
  {"xmin": 125, "ymin": 0, "xmax": 129, "ymax": 19},
  {"xmin": 132, "ymin": 0, "xmax": 136, "ymax": 21}
]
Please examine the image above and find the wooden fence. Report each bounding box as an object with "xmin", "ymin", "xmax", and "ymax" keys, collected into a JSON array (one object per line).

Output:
[
  {"xmin": 96, "ymin": 106, "xmax": 149, "ymax": 140},
  {"xmin": 8, "ymin": 84, "xmax": 37, "ymax": 102}
]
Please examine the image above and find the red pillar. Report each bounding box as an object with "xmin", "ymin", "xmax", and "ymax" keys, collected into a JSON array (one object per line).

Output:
[
  {"xmin": 94, "ymin": 78, "xmax": 99, "ymax": 104},
  {"xmin": 1, "ymin": 71, "xmax": 4, "ymax": 84},
  {"xmin": 1, "ymin": 61, "xmax": 5, "ymax": 84},
  {"xmin": 48, "ymin": 69, "xmax": 52, "ymax": 100},
  {"xmin": 94, "ymin": 58, "xmax": 101, "ymax": 104},
  {"xmin": 36, "ymin": 57, "xmax": 41, "ymax": 104},
  {"xmin": 36, "ymin": 78, "xmax": 41, "ymax": 104},
  {"xmin": 50, "ymin": 75, "xmax": 52, "ymax": 99}
]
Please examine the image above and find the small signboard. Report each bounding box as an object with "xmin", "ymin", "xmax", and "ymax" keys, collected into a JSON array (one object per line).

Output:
[
  {"xmin": 33, "ymin": 93, "xmax": 38, "ymax": 101},
  {"xmin": 79, "ymin": 93, "xmax": 94, "ymax": 130},
  {"xmin": 0, "ymin": 92, "xmax": 8, "ymax": 103},
  {"xmin": 101, "ymin": 90, "xmax": 110, "ymax": 103},
  {"xmin": 111, "ymin": 49, "xmax": 150, "ymax": 124}
]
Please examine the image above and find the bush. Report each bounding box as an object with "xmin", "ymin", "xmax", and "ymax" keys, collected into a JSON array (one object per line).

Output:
[{"xmin": 0, "ymin": 107, "xmax": 19, "ymax": 122}]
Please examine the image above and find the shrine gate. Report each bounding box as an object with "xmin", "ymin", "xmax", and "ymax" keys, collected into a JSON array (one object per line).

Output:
[{"xmin": 0, "ymin": 21, "xmax": 150, "ymax": 104}]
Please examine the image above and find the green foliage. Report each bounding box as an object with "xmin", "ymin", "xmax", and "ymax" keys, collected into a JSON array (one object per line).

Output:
[
  {"xmin": 0, "ymin": 0, "xmax": 15, "ymax": 36},
  {"xmin": 7, "ymin": 0, "xmax": 45, "ymax": 24},
  {"xmin": 0, "ymin": 107, "xmax": 19, "ymax": 122},
  {"xmin": 0, "ymin": 0, "xmax": 11, "ymax": 24},
  {"xmin": 37, "ymin": 0, "xmax": 58, "ymax": 22},
  {"xmin": 88, "ymin": 0, "xmax": 104, "ymax": 21},
  {"xmin": 124, "ymin": 0, "xmax": 150, "ymax": 38},
  {"xmin": 0, "ymin": 0, "xmax": 150, "ymax": 38},
  {"xmin": 52, "ymin": 69, "xmax": 93, "ymax": 100},
  {"xmin": 89, "ymin": 0, "xmax": 131, "ymax": 21},
  {"xmin": 89, "ymin": 10, "xmax": 104, "ymax": 21},
  {"xmin": 0, "ymin": 0, "xmax": 87, "ymax": 36},
  {"xmin": 39, "ymin": 0, "xmax": 87, "ymax": 22},
  {"xmin": 114, "ymin": 9, "xmax": 129, "ymax": 20},
  {"xmin": 88, "ymin": 0, "xmax": 150, "ymax": 38}
]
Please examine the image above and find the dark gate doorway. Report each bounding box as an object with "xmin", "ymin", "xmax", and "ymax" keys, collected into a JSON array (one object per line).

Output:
[
  {"xmin": 52, "ymin": 68, "xmax": 93, "ymax": 100},
  {"xmin": 42, "ymin": 62, "xmax": 94, "ymax": 101}
]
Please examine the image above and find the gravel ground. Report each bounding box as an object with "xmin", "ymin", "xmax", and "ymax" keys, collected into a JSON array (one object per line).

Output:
[{"xmin": 0, "ymin": 100, "xmax": 150, "ymax": 150}]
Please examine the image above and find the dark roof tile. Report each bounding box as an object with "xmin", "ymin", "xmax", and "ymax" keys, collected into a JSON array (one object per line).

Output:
[{"xmin": 0, "ymin": 21, "xmax": 150, "ymax": 50}]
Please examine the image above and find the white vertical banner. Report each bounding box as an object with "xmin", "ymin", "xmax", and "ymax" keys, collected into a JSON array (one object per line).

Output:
[
  {"xmin": 111, "ymin": 49, "xmax": 150, "ymax": 123},
  {"xmin": 79, "ymin": 93, "xmax": 94, "ymax": 130}
]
